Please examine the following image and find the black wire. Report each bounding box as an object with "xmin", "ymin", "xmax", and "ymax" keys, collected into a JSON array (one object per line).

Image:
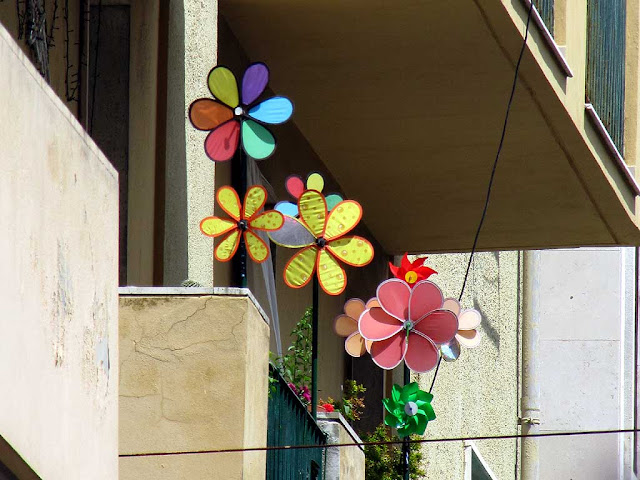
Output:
[
  {"xmin": 119, "ymin": 427, "xmax": 640, "ymax": 457},
  {"xmin": 457, "ymin": 2, "xmax": 534, "ymax": 303},
  {"xmin": 89, "ymin": 0, "xmax": 102, "ymax": 134},
  {"xmin": 429, "ymin": 1, "xmax": 534, "ymax": 396}
]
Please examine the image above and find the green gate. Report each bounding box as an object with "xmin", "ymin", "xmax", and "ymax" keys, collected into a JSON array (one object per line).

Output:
[
  {"xmin": 586, "ymin": 0, "xmax": 626, "ymax": 153},
  {"xmin": 266, "ymin": 365, "xmax": 326, "ymax": 479},
  {"xmin": 533, "ymin": 0, "xmax": 554, "ymax": 34}
]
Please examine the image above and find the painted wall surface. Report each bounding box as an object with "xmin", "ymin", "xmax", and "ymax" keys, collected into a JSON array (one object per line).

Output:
[
  {"xmin": 119, "ymin": 293, "xmax": 270, "ymax": 479},
  {"xmin": 415, "ymin": 252, "xmax": 521, "ymax": 480},
  {"xmin": 0, "ymin": 23, "xmax": 119, "ymax": 480},
  {"xmin": 535, "ymin": 248, "xmax": 636, "ymax": 479}
]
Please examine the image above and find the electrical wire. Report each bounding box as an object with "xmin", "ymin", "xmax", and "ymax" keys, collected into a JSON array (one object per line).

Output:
[
  {"xmin": 119, "ymin": 427, "xmax": 640, "ymax": 458},
  {"xmin": 429, "ymin": 1, "xmax": 534, "ymax": 395}
]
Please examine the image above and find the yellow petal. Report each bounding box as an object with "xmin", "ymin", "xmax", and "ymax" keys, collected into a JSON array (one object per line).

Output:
[
  {"xmin": 217, "ymin": 186, "xmax": 241, "ymax": 221},
  {"xmin": 200, "ymin": 217, "xmax": 237, "ymax": 238},
  {"xmin": 284, "ymin": 246, "xmax": 318, "ymax": 289},
  {"xmin": 243, "ymin": 185, "xmax": 267, "ymax": 219},
  {"xmin": 306, "ymin": 172, "xmax": 325, "ymax": 192},
  {"xmin": 250, "ymin": 211, "xmax": 284, "ymax": 231},
  {"xmin": 326, "ymin": 236, "xmax": 374, "ymax": 267},
  {"xmin": 215, "ymin": 229, "xmax": 241, "ymax": 262},
  {"xmin": 317, "ymin": 249, "xmax": 346, "ymax": 295},
  {"xmin": 208, "ymin": 66, "xmax": 239, "ymax": 108},
  {"xmin": 298, "ymin": 190, "xmax": 327, "ymax": 238},
  {"xmin": 324, "ymin": 200, "xmax": 362, "ymax": 240},
  {"xmin": 245, "ymin": 230, "xmax": 269, "ymax": 263}
]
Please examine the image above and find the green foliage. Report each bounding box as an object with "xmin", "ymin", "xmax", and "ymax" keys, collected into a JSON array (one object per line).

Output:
[
  {"xmin": 362, "ymin": 424, "xmax": 425, "ymax": 480},
  {"xmin": 270, "ymin": 307, "xmax": 313, "ymax": 404}
]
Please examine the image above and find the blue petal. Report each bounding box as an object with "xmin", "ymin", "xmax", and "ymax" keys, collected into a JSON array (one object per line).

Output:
[
  {"xmin": 248, "ymin": 96, "xmax": 293, "ymax": 124},
  {"xmin": 275, "ymin": 201, "xmax": 299, "ymax": 217}
]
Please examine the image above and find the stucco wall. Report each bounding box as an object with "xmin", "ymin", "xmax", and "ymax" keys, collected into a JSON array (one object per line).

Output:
[
  {"xmin": 415, "ymin": 251, "xmax": 521, "ymax": 479},
  {"xmin": 0, "ymin": 23, "xmax": 119, "ymax": 480},
  {"xmin": 534, "ymin": 248, "xmax": 636, "ymax": 479},
  {"xmin": 318, "ymin": 412, "xmax": 365, "ymax": 480},
  {"xmin": 119, "ymin": 291, "xmax": 270, "ymax": 479}
]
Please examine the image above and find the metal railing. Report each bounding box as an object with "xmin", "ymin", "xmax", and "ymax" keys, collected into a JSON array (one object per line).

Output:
[
  {"xmin": 266, "ymin": 365, "xmax": 326, "ymax": 479},
  {"xmin": 533, "ymin": 0, "xmax": 554, "ymax": 34},
  {"xmin": 586, "ymin": 0, "xmax": 626, "ymax": 154}
]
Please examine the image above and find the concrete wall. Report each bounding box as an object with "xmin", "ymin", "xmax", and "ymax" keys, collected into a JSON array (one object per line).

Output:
[
  {"xmin": 415, "ymin": 252, "xmax": 522, "ymax": 480},
  {"xmin": 0, "ymin": 23, "xmax": 119, "ymax": 480},
  {"xmin": 119, "ymin": 290, "xmax": 270, "ymax": 479},
  {"xmin": 318, "ymin": 412, "xmax": 366, "ymax": 480},
  {"xmin": 534, "ymin": 248, "xmax": 636, "ymax": 479}
]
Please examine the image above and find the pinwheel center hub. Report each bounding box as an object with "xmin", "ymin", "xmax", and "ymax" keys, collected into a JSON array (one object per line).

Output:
[
  {"xmin": 405, "ymin": 271, "xmax": 418, "ymax": 284},
  {"xmin": 234, "ymin": 106, "xmax": 244, "ymax": 117},
  {"xmin": 404, "ymin": 401, "xmax": 418, "ymax": 417},
  {"xmin": 315, "ymin": 237, "xmax": 327, "ymax": 248},
  {"xmin": 237, "ymin": 220, "xmax": 249, "ymax": 231},
  {"xmin": 403, "ymin": 320, "xmax": 414, "ymax": 332}
]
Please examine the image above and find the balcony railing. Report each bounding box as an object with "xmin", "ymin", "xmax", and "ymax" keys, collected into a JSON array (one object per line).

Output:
[
  {"xmin": 586, "ymin": 0, "xmax": 626, "ymax": 154},
  {"xmin": 533, "ymin": 0, "xmax": 554, "ymax": 34},
  {"xmin": 267, "ymin": 365, "xmax": 326, "ymax": 480}
]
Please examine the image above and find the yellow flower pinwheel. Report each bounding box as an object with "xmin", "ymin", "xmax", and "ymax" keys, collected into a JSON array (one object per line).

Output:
[
  {"xmin": 200, "ymin": 185, "xmax": 284, "ymax": 263},
  {"xmin": 269, "ymin": 190, "xmax": 374, "ymax": 295}
]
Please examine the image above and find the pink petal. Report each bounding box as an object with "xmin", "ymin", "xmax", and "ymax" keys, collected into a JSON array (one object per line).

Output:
[
  {"xmin": 414, "ymin": 310, "xmax": 458, "ymax": 344},
  {"xmin": 369, "ymin": 334, "xmax": 407, "ymax": 370},
  {"xmin": 359, "ymin": 307, "xmax": 403, "ymax": 341},
  {"xmin": 405, "ymin": 333, "xmax": 439, "ymax": 373},
  {"xmin": 442, "ymin": 297, "xmax": 461, "ymax": 316},
  {"xmin": 458, "ymin": 309, "xmax": 481, "ymax": 330},
  {"xmin": 376, "ymin": 279, "xmax": 410, "ymax": 320},
  {"xmin": 409, "ymin": 280, "xmax": 444, "ymax": 321},
  {"xmin": 457, "ymin": 330, "xmax": 481, "ymax": 348},
  {"xmin": 204, "ymin": 120, "xmax": 240, "ymax": 161}
]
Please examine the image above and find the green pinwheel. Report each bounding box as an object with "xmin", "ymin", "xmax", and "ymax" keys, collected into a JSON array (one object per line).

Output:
[{"xmin": 383, "ymin": 382, "xmax": 435, "ymax": 437}]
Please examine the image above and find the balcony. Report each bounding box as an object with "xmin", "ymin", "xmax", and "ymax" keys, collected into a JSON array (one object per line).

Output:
[{"xmin": 220, "ymin": 0, "xmax": 640, "ymax": 252}]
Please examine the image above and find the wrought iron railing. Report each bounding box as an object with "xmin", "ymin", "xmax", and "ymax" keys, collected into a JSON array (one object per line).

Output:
[
  {"xmin": 586, "ymin": 0, "xmax": 626, "ymax": 154},
  {"xmin": 266, "ymin": 365, "xmax": 326, "ymax": 480},
  {"xmin": 533, "ymin": 0, "xmax": 554, "ymax": 34}
]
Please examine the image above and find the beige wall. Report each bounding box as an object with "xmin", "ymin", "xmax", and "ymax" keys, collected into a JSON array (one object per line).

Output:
[
  {"xmin": 415, "ymin": 252, "xmax": 521, "ymax": 479},
  {"xmin": 0, "ymin": 23, "xmax": 119, "ymax": 479},
  {"xmin": 119, "ymin": 292, "xmax": 269, "ymax": 479}
]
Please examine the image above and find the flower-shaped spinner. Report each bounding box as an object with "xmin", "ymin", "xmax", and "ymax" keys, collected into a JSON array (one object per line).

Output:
[
  {"xmin": 275, "ymin": 172, "xmax": 343, "ymax": 217},
  {"xmin": 333, "ymin": 298, "xmax": 379, "ymax": 357},
  {"xmin": 200, "ymin": 185, "xmax": 284, "ymax": 263},
  {"xmin": 269, "ymin": 190, "xmax": 374, "ymax": 295},
  {"xmin": 439, "ymin": 298, "xmax": 482, "ymax": 361},
  {"xmin": 189, "ymin": 62, "xmax": 293, "ymax": 161},
  {"xmin": 359, "ymin": 279, "xmax": 458, "ymax": 372},
  {"xmin": 383, "ymin": 382, "xmax": 435, "ymax": 438},
  {"xmin": 389, "ymin": 253, "xmax": 437, "ymax": 286}
]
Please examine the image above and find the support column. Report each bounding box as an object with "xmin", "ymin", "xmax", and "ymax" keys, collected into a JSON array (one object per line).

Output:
[{"xmin": 164, "ymin": 0, "xmax": 217, "ymax": 286}]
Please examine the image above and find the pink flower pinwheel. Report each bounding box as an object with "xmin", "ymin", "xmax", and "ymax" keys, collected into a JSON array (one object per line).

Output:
[{"xmin": 358, "ymin": 279, "xmax": 458, "ymax": 373}]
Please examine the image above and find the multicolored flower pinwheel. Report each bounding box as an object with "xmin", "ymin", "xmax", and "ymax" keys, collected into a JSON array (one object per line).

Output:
[
  {"xmin": 383, "ymin": 383, "xmax": 435, "ymax": 437},
  {"xmin": 200, "ymin": 185, "xmax": 284, "ymax": 263},
  {"xmin": 359, "ymin": 279, "xmax": 458, "ymax": 372},
  {"xmin": 333, "ymin": 298, "xmax": 379, "ymax": 357},
  {"xmin": 189, "ymin": 62, "xmax": 293, "ymax": 161},
  {"xmin": 439, "ymin": 298, "xmax": 482, "ymax": 362},
  {"xmin": 275, "ymin": 172, "xmax": 343, "ymax": 217},
  {"xmin": 389, "ymin": 253, "xmax": 437, "ymax": 286},
  {"xmin": 269, "ymin": 190, "xmax": 374, "ymax": 295}
]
